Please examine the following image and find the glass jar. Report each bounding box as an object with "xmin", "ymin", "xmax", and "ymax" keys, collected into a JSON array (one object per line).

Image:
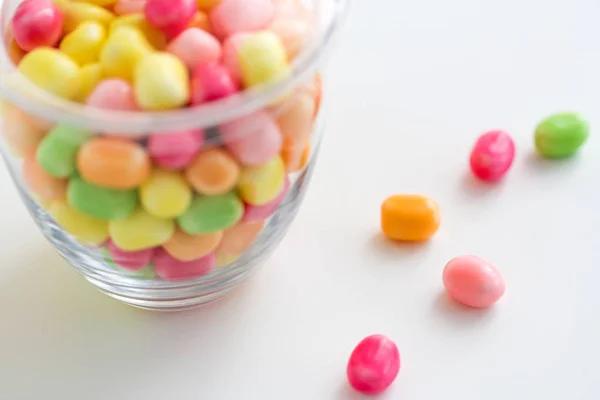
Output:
[{"xmin": 0, "ymin": 0, "xmax": 348, "ymax": 310}]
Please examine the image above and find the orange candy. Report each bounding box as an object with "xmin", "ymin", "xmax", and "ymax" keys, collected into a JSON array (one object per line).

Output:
[
  {"xmin": 8, "ymin": 39, "xmax": 26, "ymax": 65},
  {"xmin": 276, "ymin": 91, "xmax": 315, "ymax": 151},
  {"xmin": 22, "ymin": 154, "xmax": 68, "ymax": 203},
  {"xmin": 196, "ymin": 0, "xmax": 221, "ymax": 12},
  {"xmin": 217, "ymin": 220, "xmax": 265, "ymax": 255},
  {"xmin": 188, "ymin": 11, "xmax": 211, "ymax": 32},
  {"xmin": 77, "ymin": 137, "xmax": 151, "ymax": 189},
  {"xmin": 381, "ymin": 195, "xmax": 441, "ymax": 242},
  {"xmin": 312, "ymin": 73, "xmax": 322, "ymax": 119},
  {"xmin": 281, "ymin": 142, "xmax": 310, "ymax": 173},
  {"xmin": 269, "ymin": 18, "xmax": 310, "ymax": 60},
  {"xmin": 163, "ymin": 227, "xmax": 222, "ymax": 262},
  {"xmin": 299, "ymin": 73, "xmax": 322, "ymax": 119},
  {"xmin": 1, "ymin": 105, "xmax": 47, "ymax": 158},
  {"xmin": 185, "ymin": 148, "xmax": 240, "ymax": 196}
]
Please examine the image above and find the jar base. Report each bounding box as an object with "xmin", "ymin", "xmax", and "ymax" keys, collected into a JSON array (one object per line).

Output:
[{"xmin": 15, "ymin": 149, "xmax": 319, "ymax": 310}]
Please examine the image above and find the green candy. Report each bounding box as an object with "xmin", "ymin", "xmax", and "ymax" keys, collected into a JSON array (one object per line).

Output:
[
  {"xmin": 535, "ymin": 113, "xmax": 589, "ymax": 158},
  {"xmin": 67, "ymin": 175, "xmax": 137, "ymax": 221},
  {"xmin": 36, "ymin": 124, "xmax": 93, "ymax": 177},
  {"xmin": 177, "ymin": 192, "xmax": 244, "ymax": 234}
]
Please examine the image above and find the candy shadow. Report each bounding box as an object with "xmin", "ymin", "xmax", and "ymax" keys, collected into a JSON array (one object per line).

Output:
[
  {"xmin": 459, "ymin": 170, "xmax": 506, "ymax": 198},
  {"xmin": 0, "ymin": 239, "xmax": 261, "ymax": 398},
  {"xmin": 333, "ymin": 381, "xmax": 398, "ymax": 400},
  {"xmin": 370, "ymin": 232, "xmax": 433, "ymax": 258},
  {"xmin": 429, "ymin": 292, "xmax": 499, "ymax": 328},
  {"xmin": 523, "ymin": 151, "xmax": 583, "ymax": 176}
]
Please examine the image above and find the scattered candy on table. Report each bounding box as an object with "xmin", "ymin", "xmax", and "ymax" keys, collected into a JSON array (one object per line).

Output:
[
  {"xmin": 443, "ymin": 255, "xmax": 505, "ymax": 308},
  {"xmin": 381, "ymin": 194, "xmax": 441, "ymax": 242},
  {"xmin": 347, "ymin": 334, "xmax": 401, "ymax": 395},
  {"xmin": 2, "ymin": 0, "xmax": 597, "ymax": 390},
  {"xmin": 470, "ymin": 130, "xmax": 515, "ymax": 182},
  {"xmin": 535, "ymin": 112, "xmax": 589, "ymax": 159}
]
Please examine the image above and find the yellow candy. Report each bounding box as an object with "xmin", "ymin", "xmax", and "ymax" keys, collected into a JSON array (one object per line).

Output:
[
  {"xmin": 134, "ymin": 52, "xmax": 189, "ymax": 110},
  {"xmin": 60, "ymin": 21, "xmax": 107, "ymax": 65},
  {"xmin": 76, "ymin": 63, "xmax": 103, "ymax": 101},
  {"xmin": 63, "ymin": 2, "xmax": 115, "ymax": 33},
  {"xmin": 110, "ymin": 14, "xmax": 167, "ymax": 50},
  {"xmin": 109, "ymin": 208, "xmax": 175, "ymax": 251},
  {"xmin": 239, "ymin": 31, "xmax": 290, "ymax": 88},
  {"xmin": 53, "ymin": 0, "xmax": 69, "ymax": 11},
  {"xmin": 100, "ymin": 26, "xmax": 153, "ymax": 81},
  {"xmin": 216, "ymin": 252, "xmax": 240, "ymax": 267},
  {"xmin": 18, "ymin": 48, "xmax": 81, "ymax": 100},
  {"xmin": 238, "ymin": 156, "xmax": 285, "ymax": 205},
  {"xmin": 140, "ymin": 169, "xmax": 192, "ymax": 218},
  {"xmin": 50, "ymin": 202, "xmax": 109, "ymax": 245},
  {"xmin": 72, "ymin": 0, "xmax": 118, "ymax": 6}
]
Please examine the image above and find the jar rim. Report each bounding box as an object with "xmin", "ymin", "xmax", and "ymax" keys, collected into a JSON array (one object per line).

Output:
[{"xmin": 0, "ymin": 0, "xmax": 348, "ymax": 135}]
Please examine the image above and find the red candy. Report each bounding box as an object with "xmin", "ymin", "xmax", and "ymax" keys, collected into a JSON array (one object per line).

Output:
[
  {"xmin": 11, "ymin": 0, "xmax": 64, "ymax": 51},
  {"xmin": 108, "ymin": 240, "xmax": 155, "ymax": 271},
  {"xmin": 153, "ymin": 248, "xmax": 215, "ymax": 281},
  {"xmin": 191, "ymin": 62, "xmax": 239, "ymax": 105},
  {"xmin": 148, "ymin": 129, "xmax": 205, "ymax": 170},
  {"xmin": 347, "ymin": 334, "xmax": 400, "ymax": 395},
  {"xmin": 469, "ymin": 130, "xmax": 515, "ymax": 182},
  {"xmin": 144, "ymin": 0, "xmax": 197, "ymax": 38}
]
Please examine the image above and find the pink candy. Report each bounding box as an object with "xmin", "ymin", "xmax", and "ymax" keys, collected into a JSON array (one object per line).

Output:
[
  {"xmin": 209, "ymin": 0, "xmax": 275, "ymax": 39},
  {"xmin": 86, "ymin": 79, "xmax": 139, "ymax": 111},
  {"xmin": 144, "ymin": 0, "xmax": 197, "ymax": 38},
  {"xmin": 242, "ymin": 176, "xmax": 289, "ymax": 222},
  {"xmin": 11, "ymin": 0, "xmax": 63, "ymax": 51},
  {"xmin": 347, "ymin": 334, "xmax": 401, "ymax": 395},
  {"xmin": 469, "ymin": 130, "xmax": 515, "ymax": 182},
  {"xmin": 108, "ymin": 241, "xmax": 154, "ymax": 271},
  {"xmin": 221, "ymin": 111, "xmax": 283, "ymax": 165},
  {"xmin": 443, "ymin": 255, "xmax": 506, "ymax": 309},
  {"xmin": 167, "ymin": 28, "xmax": 222, "ymax": 70},
  {"xmin": 153, "ymin": 248, "xmax": 215, "ymax": 281},
  {"xmin": 148, "ymin": 129, "xmax": 205, "ymax": 170},
  {"xmin": 114, "ymin": 0, "xmax": 147, "ymax": 15},
  {"xmin": 222, "ymin": 33, "xmax": 248, "ymax": 86},
  {"xmin": 191, "ymin": 62, "xmax": 239, "ymax": 105}
]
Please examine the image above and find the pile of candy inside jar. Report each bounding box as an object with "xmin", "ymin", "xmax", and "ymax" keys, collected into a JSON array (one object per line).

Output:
[{"xmin": 2, "ymin": 0, "xmax": 322, "ymax": 281}]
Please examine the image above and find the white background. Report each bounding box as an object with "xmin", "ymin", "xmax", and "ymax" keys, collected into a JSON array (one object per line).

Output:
[{"xmin": 1, "ymin": 0, "xmax": 600, "ymax": 398}]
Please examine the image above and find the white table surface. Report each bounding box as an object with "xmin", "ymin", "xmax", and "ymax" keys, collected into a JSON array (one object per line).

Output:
[{"xmin": 1, "ymin": 0, "xmax": 600, "ymax": 398}]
